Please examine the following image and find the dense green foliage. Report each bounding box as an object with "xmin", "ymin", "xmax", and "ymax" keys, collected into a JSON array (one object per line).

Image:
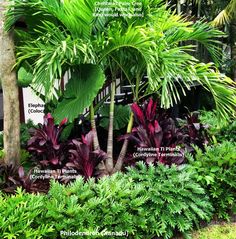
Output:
[
  {"xmin": 5, "ymin": 0, "xmax": 236, "ymax": 122},
  {"xmin": 99, "ymin": 104, "xmax": 131, "ymax": 131},
  {"xmin": 200, "ymin": 111, "xmax": 236, "ymax": 143},
  {"xmin": 187, "ymin": 141, "xmax": 236, "ymax": 220},
  {"xmin": 0, "ymin": 188, "xmax": 54, "ymax": 238},
  {"xmin": 20, "ymin": 120, "xmax": 36, "ymax": 148},
  {"xmin": 125, "ymin": 163, "xmax": 213, "ymax": 238},
  {"xmin": 0, "ymin": 163, "xmax": 213, "ymax": 239}
]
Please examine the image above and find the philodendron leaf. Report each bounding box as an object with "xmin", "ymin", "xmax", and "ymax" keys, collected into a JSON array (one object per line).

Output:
[
  {"xmin": 99, "ymin": 104, "xmax": 131, "ymax": 130},
  {"xmin": 54, "ymin": 64, "xmax": 105, "ymax": 123}
]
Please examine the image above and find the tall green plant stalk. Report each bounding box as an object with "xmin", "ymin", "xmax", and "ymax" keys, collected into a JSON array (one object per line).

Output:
[
  {"xmin": 113, "ymin": 112, "xmax": 134, "ymax": 173},
  {"xmin": 90, "ymin": 104, "xmax": 100, "ymax": 150},
  {"xmin": 113, "ymin": 74, "xmax": 141, "ymax": 172},
  {"xmin": 106, "ymin": 80, "xmax": 116, "ymax": 173}
]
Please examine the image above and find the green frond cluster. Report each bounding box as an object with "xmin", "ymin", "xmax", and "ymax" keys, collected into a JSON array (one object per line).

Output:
[
  {"xmin": 186, "ymin": 141, "xmax": 236, "ymax": 221},
  {"xmin": 126, "ymin": 162, "xmax": 213, "ymax": 238},
  {"xmin": 212, "ymin": 0, "xmax": 236, "ymax": 26},
  {"xmin": 0, "ymin": 164, "xmax": 213, "ymax": 238},
  {"xmin": 5, "ymin": 0, "xmax": 236, "ymax": 121}
]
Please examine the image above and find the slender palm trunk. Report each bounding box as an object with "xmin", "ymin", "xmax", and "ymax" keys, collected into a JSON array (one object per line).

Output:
[
  {"xmin": 90, "ymin": 104, "xmax": 108, "ymax": 176},
  {"xmin": 0, "ymin": 2, "xmax": 20, "ymax": 165},
  {"xmin": 176, "ymin": 0, "xmax": 181, "ymax": 14},
  {"xmin": 90, "ymin": 104, "xmax": 100, "ymax": 150},
  {"xmin": 113, "ymin": 112, "xmax": 133, "ymax": 173},
  {"xmin": 197, "ymin": 0, "xmax": 202, "ymax": 18},
  {"xmin": 112, "ymin": 75, "xmax": 139, "ymax": 173},
  {"xmin": 106, "ymin": 80, "xmax": 115, "ymax": 173}
]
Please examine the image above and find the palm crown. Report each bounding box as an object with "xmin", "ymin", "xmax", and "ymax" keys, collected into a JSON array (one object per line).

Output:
[{"xmin": 5, "ymin": 0, "xmax": 236, "ymax": 121}]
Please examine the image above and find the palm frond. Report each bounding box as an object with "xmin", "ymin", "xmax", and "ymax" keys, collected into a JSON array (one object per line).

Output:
[
  {"xmin": 213, "ymin": 0, "xmax": 236, "ymax": 26},
  {"xmin": 15, "ymin": 21, "xmax": 95, "ymax": 101},
  {"xmin": 195, "ymin": 63, "xmax": 236, "ymax": 120}
]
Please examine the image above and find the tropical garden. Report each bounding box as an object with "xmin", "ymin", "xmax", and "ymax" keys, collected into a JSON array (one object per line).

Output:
[{"xmin": 0, "ymin": 0, "xmax": 235, "ymax": 238}]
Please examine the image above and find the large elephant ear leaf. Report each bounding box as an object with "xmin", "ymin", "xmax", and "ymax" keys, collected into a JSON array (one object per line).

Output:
[
  {"xmin": 17, "ymin": 64, "xmax": 33, "ymax": 87},
  {"xmin": 54, "ymin": 64, "xmax": 105, "ymax": 123}
]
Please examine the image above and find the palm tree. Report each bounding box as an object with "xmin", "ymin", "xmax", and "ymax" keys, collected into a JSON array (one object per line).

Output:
[
  {"xmin": 212, "ymin": 0, "xmax": 236, "ymax": 82},
  {"xmin": 0, "ymin": 1, "xmax": 20, "ymax": 165},
  {"xmin": 187, "ymin": 0, "xmax": 236, "ymax": 81},
  {"xmin": 6, "ymin": 0, "xmax": 236, "ymax": 173}
]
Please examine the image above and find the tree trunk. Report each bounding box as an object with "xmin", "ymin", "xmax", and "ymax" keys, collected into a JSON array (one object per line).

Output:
[
  {"xmin": 105, "ymin": 80, "xmax": 115, "ymax": 173},
  {"xmin": 90, "ymin": 104, "xmax": 100, "ymax": 150},
  {"xmin": 0, "ymin": 1, "xmax": 20, "ymax": 165},
  {"xmin": 176, "ymin": 0, "xmax": 181, "ymax": 14},
  {"xmin": 113, "ymin": 112, "xmax": 133, "ymax": 173}
]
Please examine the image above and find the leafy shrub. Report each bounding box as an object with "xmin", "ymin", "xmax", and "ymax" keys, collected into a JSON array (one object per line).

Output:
[
  {"xmin": 0, "ymin": 188, "xmax": 54, "ymax": 238},
  {"xmin": 20, "ymin": 120, "xmax": 36, "ymax": 148},
  {"xmin": 0, "ymin": 164, "xmax": 213, "ymax": 239},
  {"xmin": 125, "ymin": 162, "xmax": 213, "ymax": 238},
  {"xmin": 123, "ymin": 98, "xmax": 185, "ymax": 165},
  {"xmin": 178, "ymin": 111, "xmax": 209, "ymax": 149},
  {"xmin": 123, "ymin": 99, "xmax": 209, "ymax": 166},
  {"xmin": 199, "ymin": 110, "xmax": 236, "ymax": 143},
  {"xmin": 28, "ymin": 113, "xmax": 68, "ymax": 168},
  {"xmin": 44, "ymin": 175, "xmax": 147, "ymax": 239},
  {"xmin": 217, "ymin": 121, "xmax": 236, "ymax": 143},
  {"xmin": 0, "ymin": 163, "xmax": 39, "ymax": 193},
  {"xmin": 187, "ymin": 141, "xmax": 236, "ymax": 220},
  {"xmin": 67, "ymin": 131, "xmax": 107, "ymax": 179}
]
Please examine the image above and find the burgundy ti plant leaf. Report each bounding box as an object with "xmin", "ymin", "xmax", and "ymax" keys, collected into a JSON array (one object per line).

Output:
[
  {"xmin": 177, "ymin": 111, "xmax": 209, "ymax": 150},
  {"xmin": 67, "ymin": 131, "xmax": 107, "ymax": 179},
  {"xmin": 28, "ymin": 113, "xmax": 68, "ymax": 168},
  {"xmin": 0, "ymin": 163, "xmax": 38, "ymax": 193},
  {"xmin": 123, "ymin": 97, "xmax": 197, "ymax": 166},
  {"xmin": 122, "ymin": 98, "xmax": 185, "ymax": 165}
]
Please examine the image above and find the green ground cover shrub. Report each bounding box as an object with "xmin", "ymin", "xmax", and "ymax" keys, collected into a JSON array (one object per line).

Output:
[
  {"xmin": 0, "ymin": 163, "xmax": 213, "ymax": 239},
  {"xmin": 0, "ymin": 188, "xmax": 54, "ymax": 239},
  {"xmin": 187, "ymin": 141, "xmax": 236, "ymax": 220},
  {"xmin": 125, "ymin": 163, "xmax": 213, "ymax": 238}
]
